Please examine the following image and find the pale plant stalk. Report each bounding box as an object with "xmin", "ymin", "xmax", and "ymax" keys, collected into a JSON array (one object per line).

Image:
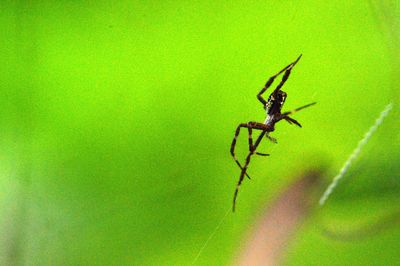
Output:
[{"xmin": 319, "ymin": 102, "xmax": 394, "ymax": 206}]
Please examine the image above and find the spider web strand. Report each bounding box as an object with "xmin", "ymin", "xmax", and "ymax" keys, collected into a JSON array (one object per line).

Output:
[{"xmin": 191, "ymin": 207, "xmax": 231, "ymax": 265}]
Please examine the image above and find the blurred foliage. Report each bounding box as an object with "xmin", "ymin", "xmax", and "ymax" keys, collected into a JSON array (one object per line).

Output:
[{"xmin": 0, "ymin": 1, "xmax": 399, "ymax": 265}]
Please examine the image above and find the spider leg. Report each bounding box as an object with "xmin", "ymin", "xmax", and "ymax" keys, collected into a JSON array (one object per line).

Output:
[
  {"xmin": 266, "ymin": 132, "xmax": 278, "ymax": 143},
  {"xmin": 278, "ymin": 102, "xmax": 316, "ymax": 127},
  {"xmin": 233, "ymin": 129, "xmax": 268, "ymax": 211},
  {"xmin": 232, "ymin": 148, "xmax": 259, "ymax": 212},
  {"xmin": 233, "ymin": 151, "xmax": 255, "ymax": 212},
  {"xmin": 231, "ymin": 122, "xmax": 272, "ymax": 180},
  {"xmin": 257, "ymin": 54, "xmax": 302, "ymax": 107},
  {"xmin": 230, "ymin": 123, "xmax": 254, "ymax": 179},
  {"xmin": 281, "ymin": 102, "xmax": 316, "ymax": 116},
  {"xmin": 283, "ymin": 116, "xmax": 302, "ymax": 127},
  {"xmin": 271, "ymin": 54, "xmax": 302, "ymax": 95},
  {"xmin": 249, "ymin": 127, "xmax": 270, "ymax": 156},
  {"xmin": 248, "ymin": 127, "xmax": 254, "ymax": 151}
]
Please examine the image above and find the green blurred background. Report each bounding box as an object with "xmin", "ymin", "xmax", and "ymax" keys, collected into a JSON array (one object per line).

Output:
[{"xmin": 1, "ymin": 1, "xmax": 399, "ymax": 265}]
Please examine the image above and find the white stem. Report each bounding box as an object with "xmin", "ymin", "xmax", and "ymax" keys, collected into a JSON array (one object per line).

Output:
[{"xmin": 319, "ymin": 102, "xmax": 394, "ymax": 206}]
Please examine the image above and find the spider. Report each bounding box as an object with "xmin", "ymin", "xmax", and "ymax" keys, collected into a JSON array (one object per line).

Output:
[{"xmin": 230, "ymin": 54, "xmax": 316, "ymax": 211}]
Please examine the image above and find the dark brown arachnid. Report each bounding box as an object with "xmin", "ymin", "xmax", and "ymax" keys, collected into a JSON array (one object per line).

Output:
[{"xmin": 230, "ymin": 55, "xmax": 316, "ymax": 211}]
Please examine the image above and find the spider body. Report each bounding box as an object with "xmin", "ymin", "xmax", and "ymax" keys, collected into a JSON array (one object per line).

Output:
[
  {"xmin": 263, "ymin": 91, "xmax": 287, "ymax": 130},
  {"xmin": 230, "ymin": 55, "xmax": 316, "ymax": 211}
]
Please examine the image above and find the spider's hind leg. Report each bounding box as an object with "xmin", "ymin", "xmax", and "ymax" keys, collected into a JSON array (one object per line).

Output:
[{"xmin": 230, "ymin": 123, "xmax": 253, "ymax": 179}]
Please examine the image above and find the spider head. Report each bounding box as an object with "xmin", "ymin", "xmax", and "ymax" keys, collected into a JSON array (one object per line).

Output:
[{"xmin": 265, "ymin": 90, "xmax": 287, "ymax": 115}]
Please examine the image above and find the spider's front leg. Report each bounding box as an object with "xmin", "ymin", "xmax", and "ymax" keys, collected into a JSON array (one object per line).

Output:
[{"xmin": 257, "ymin": 55, "xmax": 302, "ymax": 108}]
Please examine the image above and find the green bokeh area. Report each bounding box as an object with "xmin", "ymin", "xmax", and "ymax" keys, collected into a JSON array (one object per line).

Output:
[{"xmin": 1, "ymin": 1, "xmax": 399, "ymax": 265}]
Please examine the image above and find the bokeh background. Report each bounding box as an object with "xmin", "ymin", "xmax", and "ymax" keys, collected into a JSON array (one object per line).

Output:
[{"xmin": 1, "ymin": 1, "xmax": 399, "ymax": 265}]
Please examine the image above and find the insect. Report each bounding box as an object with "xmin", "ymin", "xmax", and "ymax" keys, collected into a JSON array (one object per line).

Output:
[{"xmin": 230, "ymin": 55, "xmax": 316, "ymax": 211}]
